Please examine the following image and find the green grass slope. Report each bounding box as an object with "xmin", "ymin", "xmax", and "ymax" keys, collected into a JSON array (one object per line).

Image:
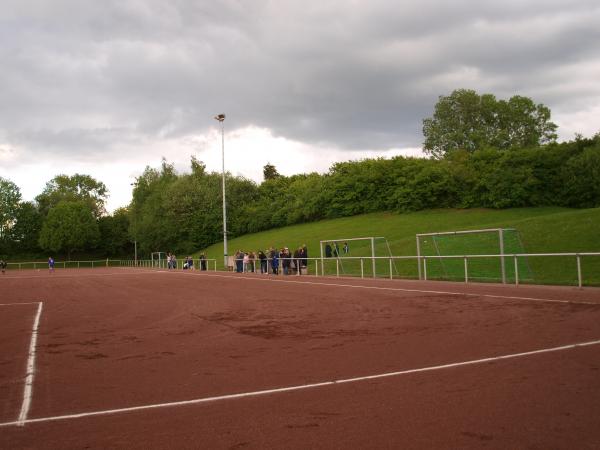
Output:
[{"xmin": 199, "ymin": 207, "xmax": 600, "ymax": 286}]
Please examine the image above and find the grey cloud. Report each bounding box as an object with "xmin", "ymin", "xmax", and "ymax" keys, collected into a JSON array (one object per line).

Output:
[{"xmin": 1, "ymin": 0, "xmax": 599, "ymax": 161}]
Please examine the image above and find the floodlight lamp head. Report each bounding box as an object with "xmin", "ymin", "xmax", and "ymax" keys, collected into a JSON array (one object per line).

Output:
[{"xmin": 214, "ymin": 114, "xmax": 226, "ymax": 122}]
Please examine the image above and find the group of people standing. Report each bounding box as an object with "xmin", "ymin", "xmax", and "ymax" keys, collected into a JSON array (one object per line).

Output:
[
  {"xmin": 166, "ymin": 253, "xmax": 177, "ymax": 269},
  {"xmin": 166, "ymin": 252, "xmax": 208, "ymax": 270},
  {"xmin": 234, "ymin": 245, "xmax": 308, "ymax": 275}
]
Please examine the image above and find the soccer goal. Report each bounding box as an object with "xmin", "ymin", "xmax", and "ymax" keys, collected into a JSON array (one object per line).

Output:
[
  {"xmin": 150, "ymin": 252, "xmax": 167, "ymax": 268},
  {"xmin": 416, "ymin": 228, "xmax": 533, "ymax": 283},
  {"xmin": 319, "ymin": 236, "xmax": 398, "ymax": 278}
]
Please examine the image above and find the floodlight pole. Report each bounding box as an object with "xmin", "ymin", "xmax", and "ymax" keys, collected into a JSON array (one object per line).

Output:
[
  {"xmin": 130, "ymin": 182, "xmax": 138, "ymax": 266},
  {"xmin": 214, "ymin": 114, "xmax": 228, "ymax": 269}
]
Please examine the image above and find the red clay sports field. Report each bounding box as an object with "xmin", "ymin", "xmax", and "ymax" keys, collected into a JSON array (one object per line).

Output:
[{"xmin": 1, "ymin": 267, "xmax": 600, "ymax": 449}]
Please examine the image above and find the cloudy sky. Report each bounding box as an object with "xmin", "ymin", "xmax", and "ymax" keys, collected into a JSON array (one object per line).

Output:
[{"xmin": 1, "ymin": 0, "xmax": 599, "ymax": 211}]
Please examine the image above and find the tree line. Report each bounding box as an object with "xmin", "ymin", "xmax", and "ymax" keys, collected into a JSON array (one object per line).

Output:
[
  {"xmin": 1, "ymin": 89, "xmax": 599, "ymax": 260},
  {"xmin": 0, "ymin": 174, "xmax": 131, "ymax": 260}
]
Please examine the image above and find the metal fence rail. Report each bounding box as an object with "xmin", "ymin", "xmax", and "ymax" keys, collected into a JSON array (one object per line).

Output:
[
  {"xmin": 5, "ymin": 258, "xmax": 218, "ymax": 271},
  {"xmin": 4, "ymin": 253, "xmax": 599, "ymax": 288}
]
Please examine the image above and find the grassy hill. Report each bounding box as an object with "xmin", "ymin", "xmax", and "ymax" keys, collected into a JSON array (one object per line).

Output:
[{"xmin": 198, "ymin": 207, "xmax": 600, "ymax": 286}]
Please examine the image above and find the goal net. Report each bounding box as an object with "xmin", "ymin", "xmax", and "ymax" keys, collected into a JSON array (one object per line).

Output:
[
  {"xmin": 416, "ymin": 228, "xmax": 533, "ymax": 283},
  {"xmin": 319, "ymin": 236, "xmax": 399, "ymax": 278}
]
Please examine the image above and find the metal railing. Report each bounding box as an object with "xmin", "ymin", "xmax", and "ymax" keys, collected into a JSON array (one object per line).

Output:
[
  {"xmin": 228, "ymin": 253, "xmax": 600, "ymax": 288},
  {"xmin": 4, "ymin": 253, "xmax": 599, "ymax": 287},
  {"xmin": 5, "ymin": 258, "xmax": 218, "ymax": 272}
]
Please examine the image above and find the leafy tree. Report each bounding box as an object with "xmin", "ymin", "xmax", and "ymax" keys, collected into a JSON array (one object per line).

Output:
[
  {"xmin": 423, "ymin": 89, "xmax": 557, "ymax": 158},
  {"xmin": 263, "ymin": 163, "xmax": 281, "ymax": 180},
  {"xmin": 190, "ymin": 156, "xmax": 207, "ymax": 176},
  {"xmin": 36, "ymin": 174, "xmax": 108, "ymax": 218},
  {"xmin": 98, "ymin": 208, "xmax": 132, "ymax": 256},
  {"xmin": 10, "ymin": 202, "xmax": 43, "ymax": 253},
  {"xmin": 0, "ymin": 177, "xmax": 22, "ymax": 242},
  {"xmin": 129, "ymin": 161, "xmax": 179, "ymax": 254},
  {"xmin": 560, "ymin": 143, "xmax": 600, "ymax": 207},
  {"xmin": 38, "ymin": 201, "xmax": 100, "ymax": 259}
]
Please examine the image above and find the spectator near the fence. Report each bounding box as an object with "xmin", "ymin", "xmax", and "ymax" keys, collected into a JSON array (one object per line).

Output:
[
  {"xmin": 243, "ymin": 252, "xmax": 250, "ymax": 272},
  {"xmin": 282, "ymin": 247, "xmax": 291, "ymax": 275},
  {"xmin": 235, "ymin": 250, "xmax": 244, "ymax": 273},
  {"xmin": 293, "ymin": 247, "xmax": 301, "ymax": 275},
  {"xmin": 0, "ymin": 259, "xmax": 6, "ymax": 275},
  {"xmin": 258, "ymin": 250, "xmax": 267, "ymax": 274},
  {"xmin": 325, "ymin": 243, "xmax": 332, "ymax": 258},
  {"xmin": 200, "ymin": 253, "xmax": 207, "ymax": 271},
  {"xmin": 343, "ymin": 242, "xmax": 349, "ymax": 254},
  {"xmin": 271, "ymin": 250, "xmax": 279, "ymax": 274},
  {"xmin": 298, "ymin": 246, "xmax": 307, "ymax": 271},
  {"xmin": 48, "ymin": 256, "xmax": 55, "ymax": 272}
]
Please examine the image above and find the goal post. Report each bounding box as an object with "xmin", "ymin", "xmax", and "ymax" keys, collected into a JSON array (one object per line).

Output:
[
  {"xmin": 319, "ymin": 236, "xmax": 398, "ymax": 278},
  {"xmin": 150, "ymin": 252, "xmax": 167, "ymax": 268},
  {"xmin": 416, "ymin": 228, "xmax": 532, "ymax": 283}
]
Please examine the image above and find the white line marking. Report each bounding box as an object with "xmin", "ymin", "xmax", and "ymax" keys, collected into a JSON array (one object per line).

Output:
[
  {"xmin": 163, "ymin": 270, "xmax": 600, "ymax": 306},
  {"xmin": 0, "ymin": 302, "xmax": 44, "ymax": 306},
  {"xmin": 16, "ymin": 301, "xmax": 43, "ymax": 426},
  {"xmin": 2, "ymin": 337, "xmax": 599, "ymax": 428}
]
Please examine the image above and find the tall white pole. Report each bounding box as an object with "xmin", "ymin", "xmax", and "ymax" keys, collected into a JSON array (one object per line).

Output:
[
  {"xmin": 499, "ymin": 228, "xmax": 506, "ymax": 284},
  {"xmin": 220, "ymin": 118, "xmax": 228, "ymax": 269}
]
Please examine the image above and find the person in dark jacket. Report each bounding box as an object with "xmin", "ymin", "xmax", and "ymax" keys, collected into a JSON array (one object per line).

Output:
[
  {"xmin": 235, "ymin": 250, "xmax": 244, "ymax": 273},
  {"xmin": 258, "ymin": 250, "xmax": 267, "ymax": 274},
  {"xmin": 271, "ymin": 251, "xmax": 279, "ymax": 275}
]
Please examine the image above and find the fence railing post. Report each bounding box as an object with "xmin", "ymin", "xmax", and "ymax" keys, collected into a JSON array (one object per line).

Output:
[
  {"xmin": 514, "ymin": 255, "xmax": 519, "ymax": 286},
  {"xmin": 360, "ymin": 258, "xmax": 364, "ymax": 279},
  {"xmin": 336, "ymin": 259, "xmax": 339, "ymax": 277},
  {"xmin": 464, "ymin": 257, "xmax": 468, "ymax": 283},
  {"xmin": 423, "ymin": 258, "xmax": 427, "ymax": 281},
  {"xmin": 577, "ymin": 254, "xmax": 582, "ymax": 289},
  {"xmin": 389, "ymin": 258, "xmax": 393, "ymax": 280}
]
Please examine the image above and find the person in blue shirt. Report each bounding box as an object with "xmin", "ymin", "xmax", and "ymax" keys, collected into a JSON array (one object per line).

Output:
[{"xmin": 48, "ymin": 256, "xmax": 55, "ymax": 272}]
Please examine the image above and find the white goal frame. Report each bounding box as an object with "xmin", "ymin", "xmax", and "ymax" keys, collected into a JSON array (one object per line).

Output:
[
  {"xmin": 416, "ymin": 228, "xmax": 517, "ymax": 283},
  {"xmin": 150, "ymin": 252, "xmax": 167, "ymax": 268},
  {"xmin": 319, "ymin": 236, "xmax": 396, "ymax": 278}
]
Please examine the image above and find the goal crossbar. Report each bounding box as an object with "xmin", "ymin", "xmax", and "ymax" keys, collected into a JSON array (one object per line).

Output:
[{"xmin": 416, "ymin": 228, "xmax": 516, "ymax": 238}]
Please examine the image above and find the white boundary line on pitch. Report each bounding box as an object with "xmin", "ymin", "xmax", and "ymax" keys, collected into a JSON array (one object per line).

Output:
[
  {"xmin": 0, "ymin": 301, "xmax": 44, "ymax": 426},
  {"xmin": 161, "ymin": 270, "xmax": 600, "ymax": 306},
  {"xmin": 0, "ymin": 302, "xmax": 43, "ymax": 306},
  {"xmin": 1, "ymin": 337, "xmax": 599, "ymax": 428}
]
